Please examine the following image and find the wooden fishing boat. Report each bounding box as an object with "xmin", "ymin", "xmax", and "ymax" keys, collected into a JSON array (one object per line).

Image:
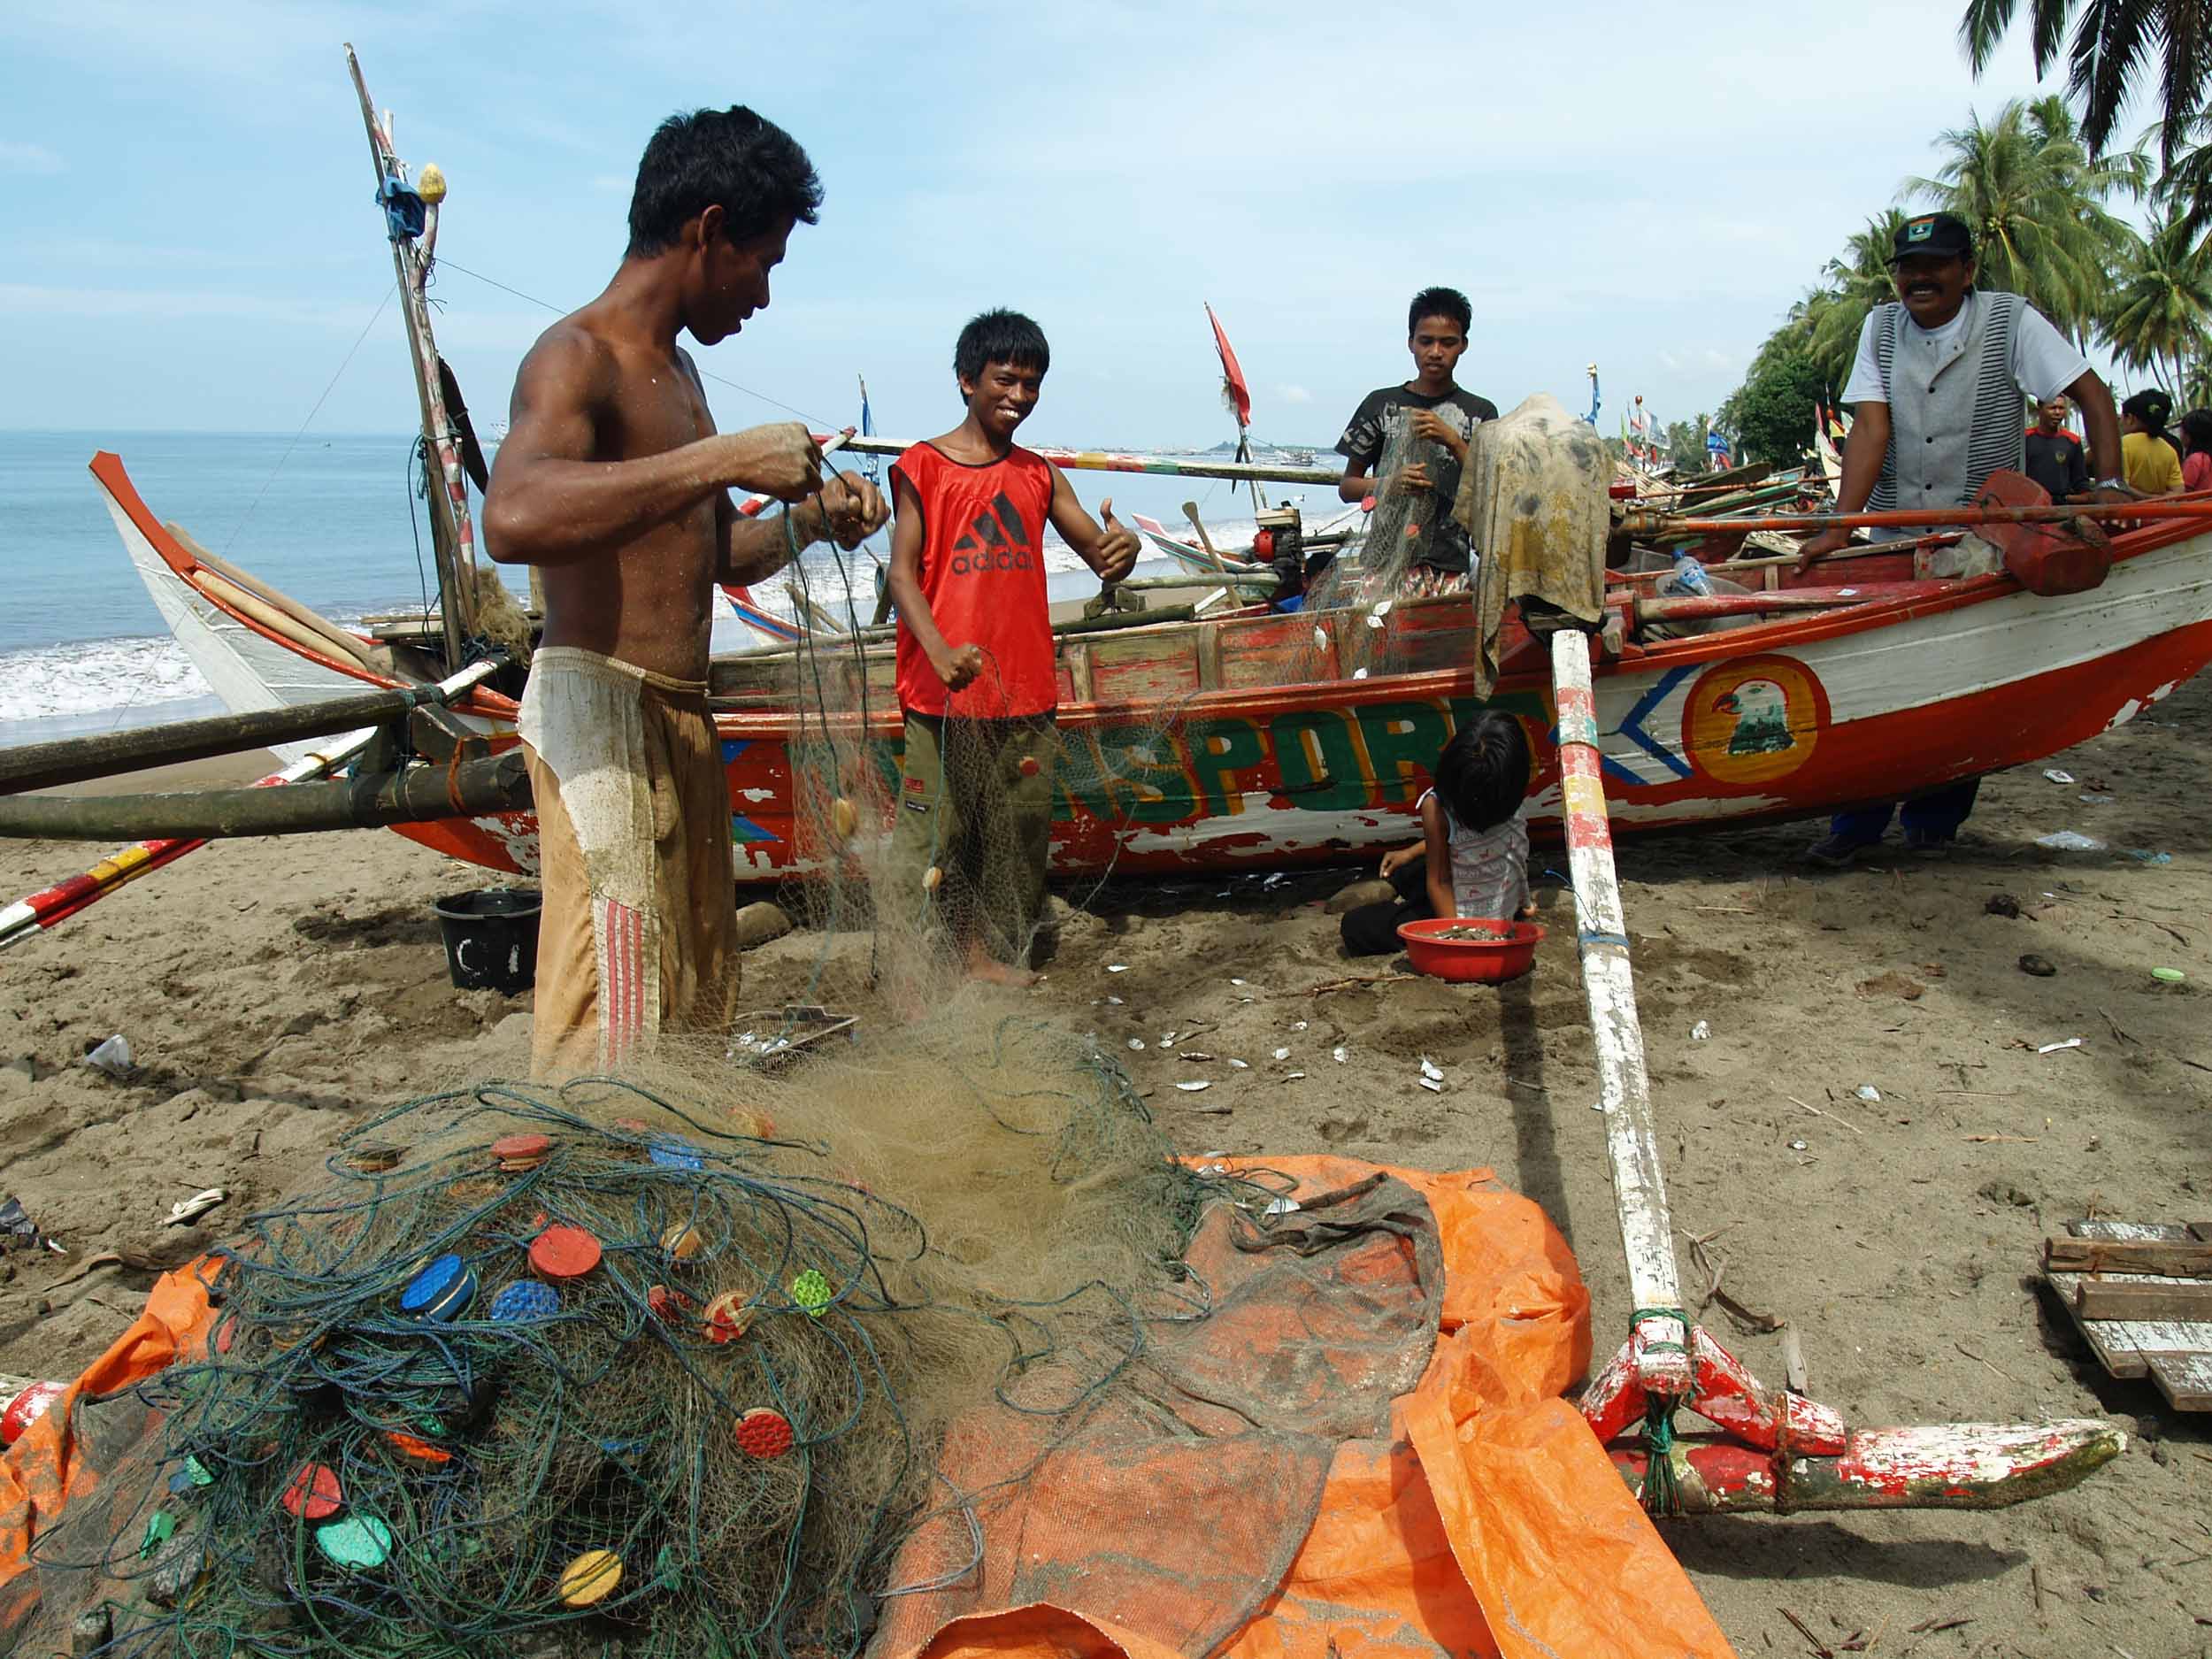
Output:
[{"xmin": 88, "ymin": 447, "xmax": 2212, "ymax": 884}]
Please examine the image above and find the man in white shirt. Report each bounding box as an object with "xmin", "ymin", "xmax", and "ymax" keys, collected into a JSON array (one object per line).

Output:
[{"xmin": 1800, "ymin": 211, "xmax": 2121, "ymax": 866}]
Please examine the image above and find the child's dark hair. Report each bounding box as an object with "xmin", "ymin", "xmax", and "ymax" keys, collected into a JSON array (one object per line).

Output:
[
  {"xmin": 1408, "ymin": 286, "xmax": 1472, "ymax": 338},
  {"xmin": 2123, "ymin": 388, "xmax": 2173, "ymax": 434},
  {"xmin": 2183, "ymin": 409, "xmax": 2212, "ymax": 458},
  {"xmin": 1434, "ymin": 710, "xmax": 1529, "ymax": 833},
  {"xmin": 955, "ymin": 309, "xmax": 1050, "ymax": 385},
  {"xmin": 626, "ymin": 107, "xmax": 822, "ymax": 257}
]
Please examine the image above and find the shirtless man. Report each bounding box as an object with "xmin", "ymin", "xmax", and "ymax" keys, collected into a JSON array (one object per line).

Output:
[{"xmin": 483, "ymin": 105, "xmax": 886, "ymax": 1078}]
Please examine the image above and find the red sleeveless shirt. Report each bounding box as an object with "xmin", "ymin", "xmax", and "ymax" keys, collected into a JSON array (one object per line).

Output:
[{"xmin": 890, "ymin": 442, "xmax": 1059, "ymax": 718}]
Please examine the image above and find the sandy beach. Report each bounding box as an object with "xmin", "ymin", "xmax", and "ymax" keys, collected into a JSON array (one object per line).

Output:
[{"xmin": 3, "ymin": 675, "xmax": 2208, "ymax": 1654}]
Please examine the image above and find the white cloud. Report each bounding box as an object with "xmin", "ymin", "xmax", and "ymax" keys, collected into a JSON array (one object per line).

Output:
[
  {"xmin": 0, "ymin": 141, "xmax": 63, "ymax": 175},
  {"xmin": 1276, "ymin": 384, "xmax": 1313, "ymax": 405}
]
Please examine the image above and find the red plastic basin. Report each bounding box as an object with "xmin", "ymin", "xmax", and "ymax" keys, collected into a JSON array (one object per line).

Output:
[{"xmin": 1397, "ymin": 917, "xmax": 1545, "ymax": 983}]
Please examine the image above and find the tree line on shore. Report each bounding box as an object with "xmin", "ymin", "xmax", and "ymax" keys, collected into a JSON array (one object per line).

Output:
[{"xmin": 1717, "ymin": 92, "xmax": 2212, "ymax": 465}]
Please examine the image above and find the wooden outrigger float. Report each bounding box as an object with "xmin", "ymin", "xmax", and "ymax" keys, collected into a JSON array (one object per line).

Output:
[{"xmin": 1546, "ymin": 623, "xmax": 2117, "ymax": 1511}]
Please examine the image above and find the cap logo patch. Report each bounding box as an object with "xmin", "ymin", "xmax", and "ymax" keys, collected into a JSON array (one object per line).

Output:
[{"xmin": 1908, "ymin": 218, "xmax": 1933, "ymax": 242}]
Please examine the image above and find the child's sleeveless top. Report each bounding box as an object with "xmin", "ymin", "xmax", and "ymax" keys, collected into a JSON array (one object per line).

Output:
[
  {"xmin": 1419, "ymin": 788, "xmax": 1531, "ymax": 920},
  {"xmin": 890, "ymin": 442, "xmax": 1058, "ymax": 718}
]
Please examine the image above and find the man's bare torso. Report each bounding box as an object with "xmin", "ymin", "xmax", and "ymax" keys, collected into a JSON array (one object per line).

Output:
[{"xmin": 533, "ymin": 307, "xmax": 725, "ymax": 682}]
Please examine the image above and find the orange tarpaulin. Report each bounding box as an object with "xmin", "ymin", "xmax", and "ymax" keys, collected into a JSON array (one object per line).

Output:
[
  {"xmin": 0, "ymin": 1164, "xmax": 1734, "ymax": 1658},
  {"xmin": 0, "ymin": 1261, "xmax": 219, "ymax": 1594},
  {"xmin": 899, "ymin": 1158, "xmax": 1732, "ymax": 1659}
]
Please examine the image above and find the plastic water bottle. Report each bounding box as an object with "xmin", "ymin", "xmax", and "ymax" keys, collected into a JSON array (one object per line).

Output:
[{"xmin": 1662, "ymin": 553, "xmax": 1711, "ymax": 598}]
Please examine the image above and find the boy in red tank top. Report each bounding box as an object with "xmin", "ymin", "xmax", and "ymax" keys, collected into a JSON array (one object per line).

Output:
[{"xmin": 885, "ymin": 310, "xmax": 1139, "ymax": 983}]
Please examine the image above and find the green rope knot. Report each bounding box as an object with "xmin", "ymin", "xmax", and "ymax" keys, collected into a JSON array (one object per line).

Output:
[
  {"xmin": 1627, "ymin": 1306, "xmax": 1689, "ymax": 1517},
  {"xmin": 1637, "ymin": 1390, "xmax": 1684, "ymax": 1517}
]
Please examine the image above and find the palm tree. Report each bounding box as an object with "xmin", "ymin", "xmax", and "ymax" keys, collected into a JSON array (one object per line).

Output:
[
  {"xmin": 1805, "ymin": 211, "xmax": 1911, "ymax": 386},
  {"xmin": 1959, "ymin": 0, "xmax": 2212, "ymax": 160},
  {"xmin": 1909, "ymin": 100, "xmax": 2143, "ymax": 342},
  {"xmin": 2101, "ymin": 203, "xmax": 2212, "ymax": 395}
]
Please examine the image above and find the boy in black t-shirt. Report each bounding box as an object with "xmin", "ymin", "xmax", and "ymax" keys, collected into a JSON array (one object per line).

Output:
[{"xmin": 1336, "ymin": 286, "xmax": 1499, "ymax": 594}]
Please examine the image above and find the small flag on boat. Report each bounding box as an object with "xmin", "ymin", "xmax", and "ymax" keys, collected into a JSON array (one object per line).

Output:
[
  {"xmin": 1205, "ymin": 303, "xmax": 1252, "ymax": 429},
  {"xmin": 857, "ymin": 374, "xmax": 879, "ymax": 483}
]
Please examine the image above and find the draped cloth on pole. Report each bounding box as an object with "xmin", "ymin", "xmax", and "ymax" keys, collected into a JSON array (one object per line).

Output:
[{"xmin": 1456, "ymin": 394, "xmax": 1611, "ymax": 697}]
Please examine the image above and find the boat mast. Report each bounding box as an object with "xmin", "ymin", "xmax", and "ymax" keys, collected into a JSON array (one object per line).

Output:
[{"xmin": 344, "ymin": 43, "xmax": 477, "ymax": 672}]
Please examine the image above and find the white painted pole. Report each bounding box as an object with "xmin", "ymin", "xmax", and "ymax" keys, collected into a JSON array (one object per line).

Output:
[{"xmin": 1549, "ymin": 626, "xmax": 1692, "ymax": 1397}]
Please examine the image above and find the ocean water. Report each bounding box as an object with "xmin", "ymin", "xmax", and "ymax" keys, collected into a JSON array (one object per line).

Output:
[
  {"xmin": 0, "ymin": 430, "xmax": 1351, "ymax": 745},
  {"xmin": 1, "ymin": 431, "xmax": 461, "ymax": 741}
]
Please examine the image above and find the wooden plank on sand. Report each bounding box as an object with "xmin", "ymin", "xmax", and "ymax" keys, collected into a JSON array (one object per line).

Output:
[
  {"xmin": 2044, "ymin": 1236, "xmax": 2212, "ymax": 1277},
  {"xmin": 2147, "ymin": 1351, "xmax": 2212, "ymax": 1411},
  {"xmin": 2072, "ymin": 1279, "xmax": 2212, "ymax": 1322},
  {"xmin": 2044, "ymin": 1222, "xmax": 2212, "ymax": 1383}
]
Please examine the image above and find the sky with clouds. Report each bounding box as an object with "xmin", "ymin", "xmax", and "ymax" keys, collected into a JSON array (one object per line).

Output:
[{"xmin": 1, "ymin": 1, "xmax": 2099, "ymax": 450}]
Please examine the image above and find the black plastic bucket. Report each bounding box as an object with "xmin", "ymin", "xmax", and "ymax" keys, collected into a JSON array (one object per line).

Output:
[{"xmin": 432, "ymin": 888, "xmax": 541, "ymax": 993}]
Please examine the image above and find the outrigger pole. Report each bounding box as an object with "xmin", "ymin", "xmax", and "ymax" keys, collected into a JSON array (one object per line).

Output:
[
  {"xmin": 345, "ymin": 43, "xmax": 478, "ymax": 672},
  {"xmin": 1543, "ymin": 544, "xmax": 2122, "ymax": 1514},
  {"xmin": 0, "ymin": 659, "xmax": 500, "ymax": 952},
  {"xmin": 839, "ymin": 434, "xmax": 1340, "ymax": 489},
  {"xmin": 1620, "ymin": 496, "xmax": 2212, "ymax": 539}
]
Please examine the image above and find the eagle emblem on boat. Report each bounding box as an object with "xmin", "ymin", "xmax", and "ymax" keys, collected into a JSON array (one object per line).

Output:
[{"xmin": 1715, "ymin": 679, "xmax": 1794, "ymax": 757}]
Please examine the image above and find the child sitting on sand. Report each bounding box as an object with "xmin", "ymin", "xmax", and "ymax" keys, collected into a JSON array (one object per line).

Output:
[
  {"xmin": 884, "ymin": 308, "xmax": 1140, "ymax": 983},
  {"xmin": 1340, "ymin": 710, "xmax": 1533, "ymax": 956}
]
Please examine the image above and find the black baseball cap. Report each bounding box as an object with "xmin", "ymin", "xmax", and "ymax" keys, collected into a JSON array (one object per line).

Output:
[{"xmin": 1889, "ymin": 211, "xmax": 1973, "ymax": 264}]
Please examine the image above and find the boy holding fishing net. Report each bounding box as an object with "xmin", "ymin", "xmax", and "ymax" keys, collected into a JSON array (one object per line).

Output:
[
  {"xmin": 1336, "ymin": 287, "xmax": 1499, "ymax": 597},
  {"xmin": 884, "ymin": 310, "xmax": 1140, "ymax": 983}
]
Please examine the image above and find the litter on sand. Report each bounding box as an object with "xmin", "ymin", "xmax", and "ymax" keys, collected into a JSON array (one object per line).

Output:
[
  {"xmin": 1176, "ymin": 1080, "xmax": 1212, "ymax": 1093},
  {"xmin": 1333, "ymin": 1046, "xmax": 1349, "ymax": 1064},
  {"xmin": 2043, "ymin": 769, "xmax": 2076, "ymax": 785},
  {"xmin": 1272, "ymin": 1048, "xmax": 1292, "ymax": 1061},
  {"xmin": 1419, "ymin": 1077, "xmax": 1444, "ymax": 1094},
  {"xmin": 1107, "ymin": 964, "xmax": 1129, "ymax": 972},
  {"xmin": 1855, "ymin": 1085, "xmax": 1882, "ymax": 1103},
  {"xmin": 2152, "ymin": 967, "xmax": 2187, "ymax": 983},
  {"xmin": 1419, "ymin": 1057, "xmax": 1444, "ymax": 1082},
  {"xmin": 164, "ymin": 1189, "xmax": 227, "ymax": 1228},
  {"xmin": 1690, "ymin": 1021, "xmax": 1711, "ymax": 1041},
  {"xmin": 83, "ymin": 1034, "xmax": 132, "ymax": 1076},
  {"xmin": 2033, "ymin": 830, "xmax": 2106, "ymax": 852},
  {"xmin": 1127, "ymin": 1040, "xmax": 1146, "ymax": 1051},
  {"xmin": 2038, "ymin": 1037, "xmax": 2085, "ymax": 1055}
]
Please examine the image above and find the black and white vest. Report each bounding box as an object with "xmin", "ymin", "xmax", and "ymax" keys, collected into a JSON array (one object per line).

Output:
[{"xmin": 1866, "ymin": 290, "xmax": 2028, "ymax": 514}]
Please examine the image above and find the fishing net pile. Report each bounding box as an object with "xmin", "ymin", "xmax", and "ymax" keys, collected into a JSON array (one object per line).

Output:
[
  {"xmin": 751, "ymin": 494, "xmax": 1201, "ymax": 985},
  {"xmin": 8, "ymin": 1022, "xmax": 1243, "ymax": 1659}
]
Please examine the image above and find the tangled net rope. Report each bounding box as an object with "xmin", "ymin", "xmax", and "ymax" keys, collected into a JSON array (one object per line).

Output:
[{"xmin": 27, "ymin": 1040, "xmax": 1263, "ymax": 1659}]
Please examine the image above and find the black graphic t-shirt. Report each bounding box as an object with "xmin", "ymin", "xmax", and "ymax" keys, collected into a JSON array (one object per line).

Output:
[
  {"xmin": 2023, "ymin": 428, "xmax": 2087, "ymax": 503},
  {"xmin": 1335, "ymin": 385, "xmax": 1499, "ymax": 572}
]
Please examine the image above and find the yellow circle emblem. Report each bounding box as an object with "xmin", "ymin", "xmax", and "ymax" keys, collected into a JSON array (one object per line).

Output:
[{"xmin": 1685, "ymin": 656, "xmax": 1827, "ymax": 786}]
